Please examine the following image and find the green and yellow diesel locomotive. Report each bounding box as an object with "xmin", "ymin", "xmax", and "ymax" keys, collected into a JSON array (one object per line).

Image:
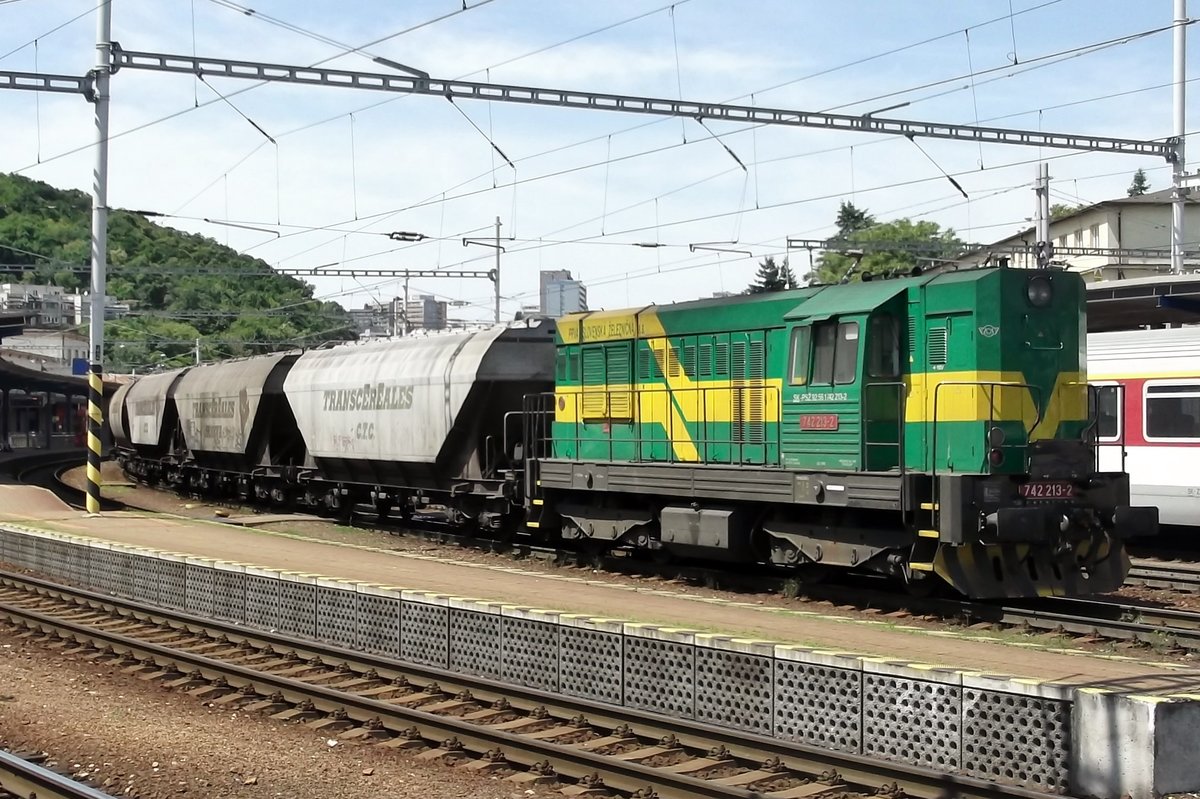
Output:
[{"xmin": 529, "ymin": 266, "xmax": 1157, "ymax": 598}]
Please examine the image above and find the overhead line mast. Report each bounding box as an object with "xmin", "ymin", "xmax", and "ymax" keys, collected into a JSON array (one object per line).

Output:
[{"xmin": 85, "ymin": 0, "xmax": 113, "ymax": 516}]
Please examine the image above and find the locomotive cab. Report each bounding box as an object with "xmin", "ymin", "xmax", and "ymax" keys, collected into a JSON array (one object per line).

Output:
[{"xmin": 902, "ymin": 267, "xmax": 1155, "ymax": 596}]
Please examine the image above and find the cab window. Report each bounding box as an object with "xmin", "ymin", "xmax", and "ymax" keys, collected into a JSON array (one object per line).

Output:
[
  {"xmin": 811, "ymin": 321, "xmax": 860, "ymax": 385},
  {"xmin": 833, "ymin": 322, "xmax": 859, "ymax": 384},
  {"xmin": 868, "ymin": 314, "xmax": 900, "ymax": 378},
  {"xmin": 789, "ymin": 327, "xmax": 809, "ymax": 385},
  {"xmin": 811, "ymin": 323, "xmax": 837, "ymax": 384}
]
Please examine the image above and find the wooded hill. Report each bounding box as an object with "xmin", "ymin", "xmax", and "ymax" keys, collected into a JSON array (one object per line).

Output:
[{"xmin": 0, "ymin": 172, "xmax": 352, "ymax": 370}]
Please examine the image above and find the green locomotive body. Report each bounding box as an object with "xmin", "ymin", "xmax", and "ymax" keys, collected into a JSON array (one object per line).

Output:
[{"xmin": 533, "ymin": 266, "xmax": 1157, "ymax": 598}]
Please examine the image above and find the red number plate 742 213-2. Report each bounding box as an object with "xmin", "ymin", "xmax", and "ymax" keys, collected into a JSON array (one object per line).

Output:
[{"xmin": 1018, "ymin": 481, "xmax": 1075, "ymax": 499}]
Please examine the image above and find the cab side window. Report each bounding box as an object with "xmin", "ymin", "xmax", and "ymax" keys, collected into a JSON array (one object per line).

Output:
[
  {"xmin": 811, "ymin": 322, "xmax": 837, "ymax": 384},
  {"xmin": 833, "ymin": 322, "xmax": 859, "ymax": 384},
  {"xmin": 811, "ymin": 321, "xmax": 860, "ymax": 385},
  {"xmin": 789, "ymin": 327, "xmax": 810, "ymax": 385},
  {"xmin": 868, "ymin": 314, "xmax": 900, "ymax": 378}
]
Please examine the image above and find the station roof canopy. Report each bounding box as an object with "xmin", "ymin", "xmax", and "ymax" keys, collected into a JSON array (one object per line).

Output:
[
  {"xmin": 1085, "ymin": 273, "xmax": 1200, "ymax": 332},
  {"xmin": 0, "ymin": 356, "xmax": 99, "ymax": 395},
  {"xmin": 0, "ymin": 312, "xmax": 23, "ymax": 342}
]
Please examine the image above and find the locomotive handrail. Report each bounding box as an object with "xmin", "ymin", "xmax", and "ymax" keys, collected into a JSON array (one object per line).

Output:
[
  {"xmin": 557, "ymin": 385, "xmax": 781, "ymax": 466},
  {"xmin": 1084, "ymin": 382, "xmax": 1128, "ymax": 474},
  {"xmin": 930, "ymin": 380, "xmax": 1043, "ymax": 478}
]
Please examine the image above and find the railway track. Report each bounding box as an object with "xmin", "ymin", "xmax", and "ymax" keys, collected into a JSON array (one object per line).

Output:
[
  {"xmin": 967, "ymin": 594, "xmax": 1200, "ymax": 651},
  {"xmin": 0, "ymin": 748, "xmax": 114, "ymax": 799},
  {"xmin": 0, "ymin": 449, "xmax": 117, "ymax": 511},
  {"xmin": 0, "ymin": 568, "xmax": 1050, "ymax": 799},
  {"xmin": 1126, "ymin": 559, "xmax": 1200, "ymax": 593}
]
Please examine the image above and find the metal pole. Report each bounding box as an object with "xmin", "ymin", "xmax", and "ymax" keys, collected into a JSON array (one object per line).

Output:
[
  {"xmin": 403, "ymin": 277, "xmax": 410, "ymax": 335},
  {"xmin": 1040, "ymin": 162, "xmax": 1051, "ymax": 251},
  {"xmin": 1034, "ymin": 163, "xmax": 1052, "ymax": 268},
  {"xmin": 194, "ymin": 337, "xmax": 200, "ymax": 364},
  {"xmin": 85, "ymin": 0, "xmax": 112, "ymax": 515},
  {"xmin": 1173, "ymin": 0, "xmax": 1188, "ymax": 275},
  {"xmin": 494, "ymin": 216, "xmax": 502, "ymax": 324}
]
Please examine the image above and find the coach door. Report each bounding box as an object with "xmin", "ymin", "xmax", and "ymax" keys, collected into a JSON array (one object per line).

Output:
[{"xmin": 1089, "ymin": 382, "xmax": 1125, "ymax": 472}]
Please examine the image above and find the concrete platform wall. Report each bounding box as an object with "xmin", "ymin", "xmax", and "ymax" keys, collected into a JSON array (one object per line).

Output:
[{"xmin": 0, "ymin": 523, "xmax": 1192, "ymax": 798}]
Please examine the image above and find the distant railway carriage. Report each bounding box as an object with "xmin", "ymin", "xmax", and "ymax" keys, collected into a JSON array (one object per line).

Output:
[
  {"xmin": 108, "ymin": 264, "xmax": 1156, "ymax": 599},
  {"xmin": 1088, "ymin": 326, "xmax": 1200, "ymax": 529}
]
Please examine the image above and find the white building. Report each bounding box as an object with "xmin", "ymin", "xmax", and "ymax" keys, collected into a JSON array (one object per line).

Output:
[
  {"xmin": 347, "ymin": 302, "xmax": 392, "ymax": 338},
  {"xmin": 0, "ymin": 283, "xmax": 69, "ymax": 328},
  {"xmin": 71, "ymin": 292, "xmax": 131, "ymax": 325},
  {"xmin": 0, "ymin": 328, "xmax": 88, "ymax": 374},
  {"xmin": 540, "ymin": 270, "xmax": 588, "ymax": 317},
  {"xmin": 957, "ymin": 189, "xmax": 1200, "ymax": 279},
  {"xmin": 394, "ymin": 294, "xmax": 447, "ymax": 332}
]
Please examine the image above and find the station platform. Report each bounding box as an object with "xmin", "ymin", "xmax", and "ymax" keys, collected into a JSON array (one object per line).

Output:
[
  {"xmin": 2, "ymin": 482, "xmax": 1199, "ymax": 798},
  {"xmin": 0, "ymin": 482, "xmax": 1193, "ymax": 691}
]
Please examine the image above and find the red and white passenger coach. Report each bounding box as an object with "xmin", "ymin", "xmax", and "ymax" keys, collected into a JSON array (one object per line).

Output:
[{"xmin": 1088, "ymin": 326, "xmax": 1200, "ymax": 528}]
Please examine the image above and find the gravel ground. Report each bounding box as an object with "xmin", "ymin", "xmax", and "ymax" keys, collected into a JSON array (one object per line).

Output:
[{"xmin": 0, "ymin": 626, "xmax": 550, "ymax": 799}]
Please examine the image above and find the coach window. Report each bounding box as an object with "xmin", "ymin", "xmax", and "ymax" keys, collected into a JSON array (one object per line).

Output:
[
  {"xmin": 1145, "ymin": 383, "xmax": 1200, "ymax": 441},
  {"xmin": 789, "ymin": 327, "xmax": 810, "ymax": 385},
  {"xmin": 868, "ymin": 314, "xmax": 900, "ymax": 378}
]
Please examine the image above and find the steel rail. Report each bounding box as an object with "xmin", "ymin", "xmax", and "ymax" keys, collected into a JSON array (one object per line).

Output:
[
  {"xmin": 1126, "ymin": 560, "xmax": 1200, "ymax": 593},
  {"xmin": 0, "ymin": 570, "xmax": 1055, "ymax": 799},
  {"xmin": 0, "ymin": 748, "xmax": 114, "ymax": 799}
]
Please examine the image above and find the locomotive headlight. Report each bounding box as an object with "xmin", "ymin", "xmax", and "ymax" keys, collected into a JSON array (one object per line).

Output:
[
  {"xmin": 987, "ymin": 426, "xmax": 1006, "ymax": 447},
  {"xmin": 1026, "ymin": 275, "xmax": 1053, "ymax": 307}
]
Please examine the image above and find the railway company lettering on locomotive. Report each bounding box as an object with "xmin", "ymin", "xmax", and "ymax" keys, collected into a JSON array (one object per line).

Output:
[{"xmin": 322, "ymin": 383, "xmax": 414, "ymax": 412}]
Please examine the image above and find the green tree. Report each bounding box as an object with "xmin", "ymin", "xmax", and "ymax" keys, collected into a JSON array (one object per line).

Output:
[
  {"xmin": 1050, "ymin": 203, "xmax": 1084, "ymax": 220},
  {"xmin": 1127, "ymin": 168, "xmax": 1151, "ymax": 197},
  {"xmin": 834, "ymin": 201, "xmax": 875, "ymax": 237},
  {"xmin": 816, "ymin": 218, "xmax": 963, "ymax": 283},
  {"xmin": 746, "ymin": 255, "xmax": 797, "ymax": 293},
  {"xmin": 100, "ymin": 316, "xmax": 206, "ymax": 371},
  {"xmin": 0, "ymin": 172, "xmax": 354, "ymax": 367}
]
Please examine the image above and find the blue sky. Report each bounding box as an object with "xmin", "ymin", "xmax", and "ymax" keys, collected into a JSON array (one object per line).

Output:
[{"xmin": 0, "ymin": 0, "xmax": 1195, "ymax": 321}]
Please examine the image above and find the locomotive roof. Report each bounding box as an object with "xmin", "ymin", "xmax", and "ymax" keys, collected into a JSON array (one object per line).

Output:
[{"xmin": 560, "ymin": 266, "xmax": 1007, "ymax": 322}]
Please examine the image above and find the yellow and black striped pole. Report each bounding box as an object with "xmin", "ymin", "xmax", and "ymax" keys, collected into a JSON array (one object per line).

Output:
[
  {"xmin": 85, "ymin": 363, "xmax": 104, "ymax": 514},
  {"xmin": 85, "ymin": 1, "xmax": 113, "ymax": 515}
]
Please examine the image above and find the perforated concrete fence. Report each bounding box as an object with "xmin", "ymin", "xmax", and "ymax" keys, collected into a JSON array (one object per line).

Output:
[{"xmin": 0, "ymin": 525, "xmax": 1075, "ymax": 793}]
